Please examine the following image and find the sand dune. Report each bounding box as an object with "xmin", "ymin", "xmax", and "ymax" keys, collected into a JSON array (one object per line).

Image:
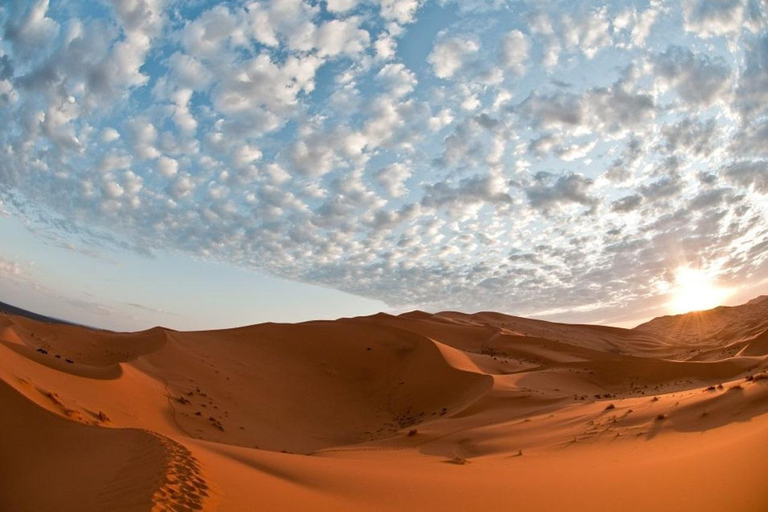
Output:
[
  {"xmin": 635, "ymin": 295, "xmax": 768, "ymax": 355},
  {"xmin": 2, "ymin": 298, "xmax": 768, "ymax": 511}
]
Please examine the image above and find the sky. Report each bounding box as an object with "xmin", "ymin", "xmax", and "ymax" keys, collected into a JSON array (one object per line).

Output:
[{"xmin": 1, "ymin": 0, "xmax": 768, "ymax": 331}]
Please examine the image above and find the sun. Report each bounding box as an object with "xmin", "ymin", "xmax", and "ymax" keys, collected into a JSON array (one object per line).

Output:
[{"xmin": 668, "ymin": 266, "xmax": 732, "ymax": 314}]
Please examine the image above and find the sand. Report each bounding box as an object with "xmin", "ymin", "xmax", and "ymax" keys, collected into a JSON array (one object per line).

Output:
[{"xmin": 1, "ymin": 296, "xmax": 768, "ymax": 511}]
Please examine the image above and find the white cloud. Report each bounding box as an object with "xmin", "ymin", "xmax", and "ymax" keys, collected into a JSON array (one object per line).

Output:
[
  {"xmin": 168, "ymin": 173, "xmax": 195, "ymax": 200},
  {"xmin": 429, "ymin": 108, "xmax": 453, "ymax": 131},
  {"xmin": 529, "ymin": 11, "xmax": 560, "ymax": 68},
  {"xmin": 315, "ymin": 18, "xmax": 370, "ymax": 57},
  {"xmin": 167, "ymin": 52, "xmax": 212, "ymax": 90},
  {"xmin": 499, "ymin": 30, "xmax": 530, "ymax": 75},
  {"xmin": 0, "ymin": 256, "xmax": 22, "ymax": 276},
  {"xmin": 211, "ymin": 53, "xmax": 322, "ymax": 138},
  {"xmin": 682, "ymin": 0, "xmax": 759, "ymax": 38},
  {"xmin": 3, "ymin": 0, "xmax": 60, "ymax": 57},
  {"xmin": 102, "ymin": 179, "xmax": 125, "ymax": 199},
  {"xmin": 233, "ymin": 145, "xmax": 262, "ymax": 169},
  {"xmin": 428, "ymin": 35, "xmax": 480, "ymax": 79},
  {"xmin": 127, "ymin": 119, "xmax": 160, "ymax": 160},
  {"xmin": 375, "ymin": 162, "xmax": 411, "ymax": 197},
  {"xmin": 182, "ymin": 5, "xmax": 248, "ymax": 57},
  {"xmin": 157, "ymin": 156, "xmax": 179, "ymax": 177},
  {"xmin": 378, "ymin": 0, "xmax": 423, "ymax": 24},
  {"xmin": 654, "ymin": 46, "xmax": 732, "ymax": 107},
  {"xmin": 246, "ymin": 0, "xmax": 319, "ymax": 51},
  {"xmin": 326, "ymin": 0, "xmax": 359, "ymax": 14},
  {"xmin": 525, "ymin": 172, "xmax": 596, "ymax": 213},
  {"xmin": 376, "ymin": 63, "xmax": 417, "ymax": 98},
  {"xmin": 562, "ymin": 8, "xmax": 612, "ymax": 59},
  {"xmin": 722, "ymin": 161, "xmax": 768, "ymax": 193},
  {"xmin": 374, "ymin": 33, "xmax": 397, "ymax": 60},
  {"xmin": 100, "ymin": 128, "xmax": 121, "ymax": 143}
]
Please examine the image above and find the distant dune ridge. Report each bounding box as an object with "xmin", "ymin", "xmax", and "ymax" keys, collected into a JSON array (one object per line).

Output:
[{"xmin": 2, "ymin": 298, "xmax": 768, "ymax": 511}]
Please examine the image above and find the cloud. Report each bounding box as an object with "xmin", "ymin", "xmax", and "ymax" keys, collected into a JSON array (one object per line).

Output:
[
  {"xmin": 499, "ymin": 30, "xmax": 530, "ymax": 75},
  {"xmin": 614, "ymin": 4, "xmax": 661, "ymax": 47},
  {"xmin": 0, "ymin": 256, "xmax": 22, "ymax": 276},
  {"xmin": 428, "ymin": 34, "xmax": 480, "ymax": 79},
  {"xmin": 168, "ymin": 173, "xmax": 195, "ymax": 200},
  {"xmin": 126, "ymin": 118, "xmax": 161, "ymax": 160},
  {"xmin": 735, "ymin": 35, "xmax": 768, "ymax": 121},
  {"xmin": 682, "ymin": 0, "xmax": 764, "ymax": 38},
  {"xmin": 525, "ymin": 172, "xmax": 596, "ymax": 213},
  {"xmin": 2, "ymin": 0, "xmax": 60, "ymax": 58},
  {"xmin": 653, "ymin": 46, "xmax": 731, "ymax": 107},
  {"xmin": 326, "ymin": 0, "xmax": 360, "ymax": 14},
  {"xmin": 518, "ymin": 80, "xmax": 655, "ymax": 136},
  {"xmin": 211, "ymin": 53, "xmax": 322, "ymax": 135},
  {"xmin": 611, "ymin": 194, "xmax": 643, "ymax": 213},
  {"xmin": 375, "ymin": 162, "xmax": 412, "ymax": 197},
  {"xmin": 561, "ymin": 8, "xmax": 612, "ymax": 59},
  {"xmin": 315, "ymin": 17, "xmax": 370, "ymax": 57},
  {"xmin": 376, "ymin": 63, "xmax": 417, "ymax": 98},
  {"xmin": 100, "ymin": 128, "xmax": 121, "ymax": 143},
  {"xmin": 722, "ymin": 161, "xmax": 768, "ymax": 193},
  {"xmin": 421, "ymin": 173, "xmax": 511, "ymax": 219},
  {"xmin": 126, "ymin": 302, "xmax": 173, "ymax": 315},
  {"xmin": 662, "ymin": 118, "xmax": 718, "ymax": 156},
  {"xmin": 640, "ymin": 174, "xmax": 684, "ymax": 202},
  {"xmin": 378, "ymin": 0, "xmax": 423, "ymax": 24},
  {"xmin": 156, "ymin": 156, "xmax": 179, "ymax": 178}
]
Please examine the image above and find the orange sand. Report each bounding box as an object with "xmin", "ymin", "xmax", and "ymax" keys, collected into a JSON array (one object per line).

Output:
[{"xmin": 2, "ymin": 297, "xmax": 768, "ymax": 511}]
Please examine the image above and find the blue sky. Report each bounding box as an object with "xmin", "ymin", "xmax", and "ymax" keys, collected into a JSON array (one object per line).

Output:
[{"xmin": 1, "ymin": 0, "xmax": 768, "ymax": 330}]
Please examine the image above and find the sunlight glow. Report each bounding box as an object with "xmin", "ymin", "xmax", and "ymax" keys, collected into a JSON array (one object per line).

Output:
[{"xmin": 668, "ymin": 267, "xmax": 732, "ymax": 314}]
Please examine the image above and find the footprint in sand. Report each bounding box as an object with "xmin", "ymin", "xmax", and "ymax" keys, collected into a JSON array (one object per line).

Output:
[{"xmin": 150, "ymin": 434, "xmax": 211, "ymax": 512}]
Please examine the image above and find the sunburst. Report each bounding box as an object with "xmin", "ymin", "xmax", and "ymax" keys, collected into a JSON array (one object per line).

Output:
[{"xmin": 668, "ymin": 266, "xmax": 732, "ymax": 314}]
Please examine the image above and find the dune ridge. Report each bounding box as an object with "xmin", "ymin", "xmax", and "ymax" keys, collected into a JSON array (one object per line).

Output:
[{"xmin": 2, "ymin": 298, "xmax": 768, "ymax": 511}]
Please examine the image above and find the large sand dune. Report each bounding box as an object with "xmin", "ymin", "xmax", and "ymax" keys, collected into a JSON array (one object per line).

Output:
[{"xmin": 2, "ymin": 298, "xmax": 768, "ymax": 511}]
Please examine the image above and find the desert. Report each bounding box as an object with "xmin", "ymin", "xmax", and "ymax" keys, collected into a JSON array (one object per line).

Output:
[{"xmin": 2, "ymin": 297, "xmax": 768, "ymax": 511}]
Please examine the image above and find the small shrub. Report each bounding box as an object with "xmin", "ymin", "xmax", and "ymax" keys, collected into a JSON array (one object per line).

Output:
[{"xmin": 208, "ymin": 417, "xmax": 224, "ymax": 431}]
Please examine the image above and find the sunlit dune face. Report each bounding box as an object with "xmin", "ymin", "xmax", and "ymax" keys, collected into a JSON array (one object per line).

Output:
[{"xmin": 668, "ymin": 267, "xmax": 732, "ymax": 314}]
